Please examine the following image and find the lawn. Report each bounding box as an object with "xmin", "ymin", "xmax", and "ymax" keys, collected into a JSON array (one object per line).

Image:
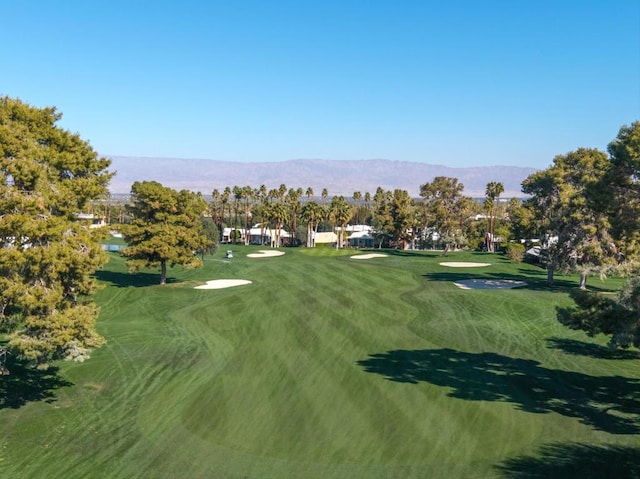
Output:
[{"xmin": 1, "ymin": 246, "xmax": 638, "ymax": 478}]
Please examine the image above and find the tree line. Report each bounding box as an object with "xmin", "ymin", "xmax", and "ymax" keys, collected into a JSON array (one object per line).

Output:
[
  {"xmin": 1, "ymin": 96, "xmax": 638, "ymax": 368},
  {"xmin": 113, "ymin": 179, "xmax": 511, "ymax": 250}
]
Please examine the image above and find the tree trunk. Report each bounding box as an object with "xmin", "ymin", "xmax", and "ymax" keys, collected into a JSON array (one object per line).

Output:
[
  {"xmin": 160, "ymin": 261, "xmax": 167, "ymax": 285},
  {"xmin": 546, "ymin": 262, "xmax": 555, "ymax": 286},
  {"xmin": 579, "ymin": 271, "xmax": 588, "ymax": 290}
]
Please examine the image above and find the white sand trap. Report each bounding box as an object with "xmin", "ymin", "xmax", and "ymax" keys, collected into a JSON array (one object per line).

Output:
[
  {"xmin": 247, "ymin": 250, "xmax": 285, "ymax": 258},
  {"xmin": 440, "ymin": 262, "xmax": 491, "ymax": 268},
  {"xmin": 351, "ymin": 253, "xmax": 389, "ymax": 260},
  {"xmin": 195, "ymin": 279, "xmax": 253, "ymax": 290},
  {"xmin": 454, "ymin": 279, "xmax": 526, "ymax": 290}
]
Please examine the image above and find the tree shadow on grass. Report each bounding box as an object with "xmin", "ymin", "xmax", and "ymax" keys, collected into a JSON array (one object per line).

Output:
[
  {"xmin": 495, "ymin": 442, "xmax": 640, "ymax": 478},
  {"xmin": 0, "ymin": 358, "xmax": 73, "ymax": 409},
  {"xmin": 422, "ymin": 269, "xmax": 621, "ymax": 293},
  {"xmin": 422, "ymin": 270, "xmax": 573, "ymax": 291},
  {"xmin": 378, "ymin": 249, "xmax": 440, "ymax": 258},
  {"xmin": 357, "ymin": 348, "xmax": 640, "ymax": 434},
  {"xmin": 546, "ymin": 337, "xmax": 640, "ymax": 360},
  {"xmin": 93, "ymin": 270, "xmax": 180, "ymax": 288}
]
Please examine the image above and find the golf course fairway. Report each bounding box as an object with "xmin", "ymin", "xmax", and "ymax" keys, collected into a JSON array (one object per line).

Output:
[{"xmin": 1, "ymin": 247, "xmax": 638, "ymax": 478}]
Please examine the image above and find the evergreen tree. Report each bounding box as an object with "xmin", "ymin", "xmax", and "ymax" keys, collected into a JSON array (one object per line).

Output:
[
  {"xmin": 558, "ymin": 272, "xmax": 640, "ymax": 351},
  {"xmin": 0, "ymin": 97, "xmax": 113, "ymax": 368},
  {"xmin": 420, "ymin": 177, "xmax": 471, "ymax": 249},
  {"xmin": 605, "ymin": 122, "xmax": 640, "ymax": 258},
  {"xmin": 121, "ymin": 181, "xmax": 209, "ymax": 284},
  {"xmin": 522, "ymin": 148, "xmax": 617, "ymax": 288}
]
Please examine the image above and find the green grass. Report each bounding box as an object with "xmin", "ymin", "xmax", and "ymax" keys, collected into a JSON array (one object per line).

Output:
[{"xmin": 1, "ymin": 247, "xmax": 638, "ymax": 478}]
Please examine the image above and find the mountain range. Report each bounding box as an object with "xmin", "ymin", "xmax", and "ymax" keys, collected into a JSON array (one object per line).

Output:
[{"xmin": 106, "ymin": 156, "xmax": 537, "ymax": 198}]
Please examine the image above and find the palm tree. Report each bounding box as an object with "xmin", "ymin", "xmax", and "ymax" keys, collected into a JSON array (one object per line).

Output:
[
  {"xmin": 256, "ymin": 184, "xmax": 268, "ymax": 244},
  {"xmin": 329, "ymin": 195, "xmax": 353, "ymax": 249},
  {"xmin": 300, "ymin": 201, "xmax": 315, "ymax": 247},
  {"xmin": 321, "ymin": 188, "xmax": 328, "ymax": 205},
  {"xmin": 278, "ymin": 183, "xmax": 287, "ymax": 202},
  {"xmin": 211, "ymin": 188, "xmax": 221, "ymax": 226},
  {"xmin": 353, "ymin": 191, "xmax": 362, "ymax": 225},
  {"xmin": 286, "ymin": 187, "xmax": 302, "ymax": 245},
  {"xmin": 232, "ymin": 185, "xmax": 243, "ymax": 241},
  {"xmin": 305, "ymin": 187, "xmax": 314, "ymax": 200},
  {"xmin": 221, "ymin": 187, "xmax": 231, "ymax": 227},
  {"xmin": 363, "ymin": 191, "xmax": 372, "ymax": 225},
  {"xmin": 485, "ymin": 181, "xmax": 504, "ymax": 252},
  {"xmin": 300, "ymin": 200, "xmax": 325, "ymax": 247},
  {"xmin": 268, "ymin": 201, "xmax": 288, "ymax": 247},
  {"xmin": 241, "ymin": 185, "xmax": 253, "ymax": 245}
]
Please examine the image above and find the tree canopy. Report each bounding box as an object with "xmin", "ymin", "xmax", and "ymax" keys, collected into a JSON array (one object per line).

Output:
[
  {"xmin": 121, "ymin": 181, "xmax": 209, "ymax": 284},
  {"xmin": 0, "ymin": 96, "xmax": 113, "ymax": 368},
  {"xmin": 522, "ymin": 148, "xmax": 617, "ymax": 288},
  {"xmin": 604, "ymin": 121, "xmax": 640, "ymax": 258},
  {"xmin": 484, "ymin": 181, "xmax": 504, "ymax": 252},
  {"xmin": 558, "ymin": 273, "xmax": 640, "ymax": 351},
  {"xmin": 420, "ymin": 177, "xmax": 473, "ymax": 248}
]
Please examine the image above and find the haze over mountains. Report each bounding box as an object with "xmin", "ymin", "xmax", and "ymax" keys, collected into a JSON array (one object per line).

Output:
[{"xmin": 107, "ymin": 156, "xmax": 537, "ymax": 198}]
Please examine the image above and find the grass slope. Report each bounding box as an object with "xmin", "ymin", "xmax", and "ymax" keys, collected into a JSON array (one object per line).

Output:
[{"xmin": 1, "ymin": 247, "xmax": 638, "ymax": 478}]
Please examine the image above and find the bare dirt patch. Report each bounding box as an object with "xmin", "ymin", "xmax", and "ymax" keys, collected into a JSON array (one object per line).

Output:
[
  {"xmin": 194, "ymin": 279, "xmax": 253, "ymax": 290},
  {"xmin": 440, "ymin": 262, "xmax": 491, "ymax": 268},
  {"xmin": 247, "ymin": 250, "xmax": 285, "ymax": 258},
  {"xmin": 351, "ymin": 253, "xmax": 389, "ymax": 260},
  {"xmin": 453, "ymin": 279, "xmax": 527, "ymax": 290}
]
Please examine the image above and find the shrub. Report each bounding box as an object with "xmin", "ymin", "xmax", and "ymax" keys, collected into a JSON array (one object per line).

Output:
[
  {"xmin": 468, "ymin": 238, "xmax": 484, "ymax": 251},
  {"xmin": 506, "ymin": 242, "xmax": 525, "ymax": 262}
]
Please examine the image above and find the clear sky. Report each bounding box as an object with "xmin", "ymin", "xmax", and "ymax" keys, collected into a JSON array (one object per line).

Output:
[{"xmin": 2, "ymin": 0, "xmax": 639, "ymax": 168}]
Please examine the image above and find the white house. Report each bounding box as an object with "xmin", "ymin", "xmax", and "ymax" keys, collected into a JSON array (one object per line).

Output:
[
  {"xmin": 223, "ymin": 225, "xmax": 291, "ymax": 247},
  {"xmin": 347, "ymin": 230, "xmax": 374, "ymax": 248},
  {"xmin": 247, "ymin": 225, "xmax": 291, "ymax": 246}
]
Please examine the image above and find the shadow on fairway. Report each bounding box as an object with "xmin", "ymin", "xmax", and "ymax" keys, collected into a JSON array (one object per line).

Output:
[
  {"xmin": 422, "ymin": 270, "xmax": 620, "ymax": 293},
  {"xmin": 376, "ymin": 249, "xmax": 440, "ymax": 258},
  {"xmin": 0, "ymin": 359, "xmax": 73, "ymax": 409},
  {"xmin": 546, "ymin": 337, "xmax": 640, "ymax": 360},
  {"xmin": 94, "ymin": 270, "xmax": 179, "ymax": 288},
  {"xmin": 495, "ymin": 442, "xmax": 640, "ymax": 478},
  {"xmin": 423, "ymin": 271, "xmax": 566, "ymax": 291},
  {"xmin": 357, "ymin": 348, "xmax": 640, "ymax": 434}
]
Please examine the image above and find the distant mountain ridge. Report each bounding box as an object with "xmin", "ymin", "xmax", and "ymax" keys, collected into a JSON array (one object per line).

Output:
[{"xmin": 106, "ymin": 156, "xmax": 537, "ymax": 198}]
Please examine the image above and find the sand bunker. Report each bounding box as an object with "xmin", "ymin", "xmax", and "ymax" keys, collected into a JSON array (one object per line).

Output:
[
  {"xmin": 453, "ymin": 279, "xmax": 526, "ymax": 290},
  {"xmin": 440, "ymin": 262, "xmax": 491, "ymax": 268},
  {"xmin": 247, "ymin": 250, "xmax": 285, "ymax": 258},
  {"xmin": 351, "ymin": 253, "xmax": 389, "ymax": 260},
  {"xmin": 194, "ymin": 279, "xmax": 253, "ymax": 290}
]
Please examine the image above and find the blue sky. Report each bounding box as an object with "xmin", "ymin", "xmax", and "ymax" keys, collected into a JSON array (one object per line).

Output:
[{"xmin": 2, "ymin": 0, "xmax": 639, "ymax": 168}]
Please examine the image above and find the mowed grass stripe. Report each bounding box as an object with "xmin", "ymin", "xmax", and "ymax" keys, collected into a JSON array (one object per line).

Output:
[{"xmin": 1, "ymin": 248, "xmax": 638, "ymax": 478}]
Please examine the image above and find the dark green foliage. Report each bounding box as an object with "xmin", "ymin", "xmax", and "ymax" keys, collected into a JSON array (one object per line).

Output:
[
  {"xmin": 557, "ymin": 276, "xmax": 640, "ymax": 349},
  {"xmin": 120, "ymin": 181, "xmax": 209, "ymax": 284},
  {"xmin": 604, "ymin": 122, "xmax": 640, "ymax": 257},
  {"xmin": 522, "ymin": 148, "xmax": 618, "ymax": 287},
  {"xmin": 0, "ymin": 97, "xmax": 112, "ymax": 367},
  {"xmin": 197, "ymin": 217, "xmax": 219, "ymax": 257},
  {"xmin": 506, "ymin": 242, "xmax": 525, "ymax": 262},
  {"xmin": 369, "ymin": 188, "xmax": 416, "ymax": 248},
  {"xmin": 420, "ymin": 176, "xmax": 474, "ymax": 248}
]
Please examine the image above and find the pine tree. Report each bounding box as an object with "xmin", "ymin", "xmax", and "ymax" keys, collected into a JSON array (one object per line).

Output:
[
  {"xmin": 120, "ymin": 181, "xmax": 209, "ymax": 284},
  {"xmin": 0, "ymin": 97, "xmax": 113, "ymax": 368}
]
